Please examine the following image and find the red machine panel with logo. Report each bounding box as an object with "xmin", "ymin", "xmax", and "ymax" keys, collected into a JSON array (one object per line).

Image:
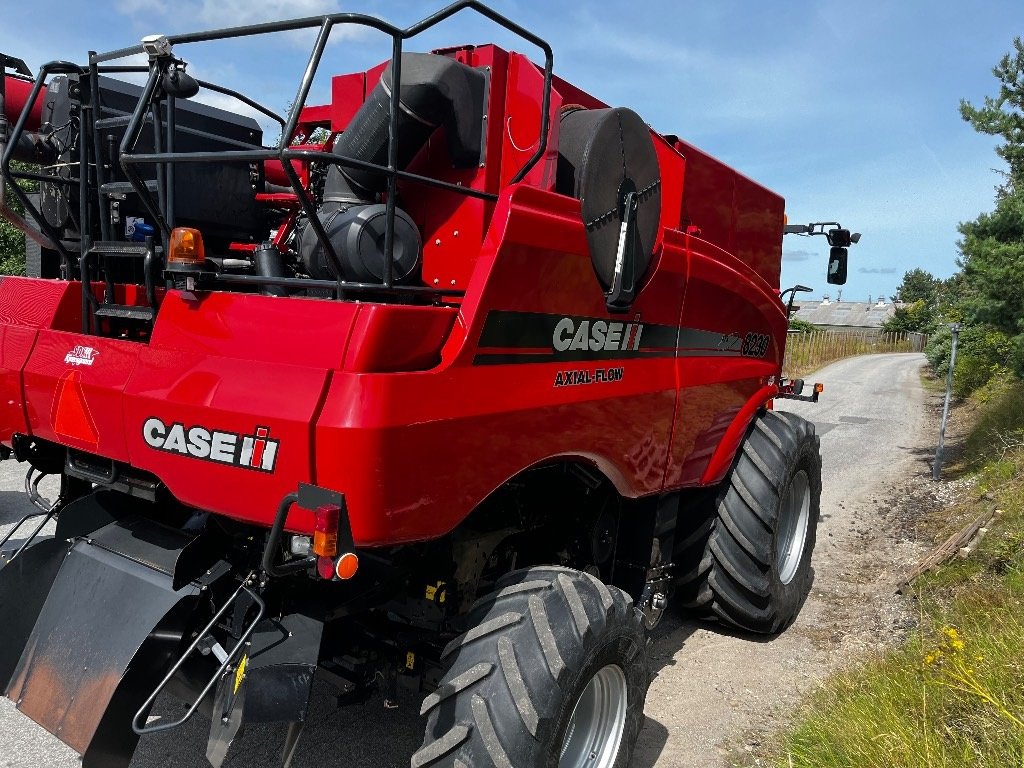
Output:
[{"xmin": 0, "ymin": 44, "xmax": 789, "ymax": 547}]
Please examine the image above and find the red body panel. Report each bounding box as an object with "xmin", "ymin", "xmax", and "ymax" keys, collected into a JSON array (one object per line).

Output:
[
  {"xmin": 2, "ymin": 75, "xmax": 44, "ymax": 132},
  {"xmin": 674, "ymin": 139, "xmax": 785, "ymax": 289},
  {"xmin": 0, "ymin": 46, "xmax": 790, "ymax": 546}
]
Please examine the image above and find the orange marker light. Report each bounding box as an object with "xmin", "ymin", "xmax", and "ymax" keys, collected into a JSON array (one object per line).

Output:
[
  {"xmin": 168, "ymin": 227, "xmax": 205, "ymax": 266},
  {"xmin": 814, "ymin": 383, "xmax": 824, "ymax": 394},
  {"xmin": 335, "ymin": 552, "xmax": 359, "ymax": 580}
]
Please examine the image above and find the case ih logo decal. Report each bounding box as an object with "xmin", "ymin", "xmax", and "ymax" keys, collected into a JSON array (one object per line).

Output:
[
  {"xmin": 552, "ymin": 317, "xmax": 644, "ymax": 353},
  {"xmin": 472, "ymin": 310, "xmax": 773, "ymax": 366},
  {"xmin": 65, "ymin": 345, "xmax": 99, "ymax": 367},
  {"xmin": 143, "ymin": 418, "xmax": 279, "ymax": 472}
]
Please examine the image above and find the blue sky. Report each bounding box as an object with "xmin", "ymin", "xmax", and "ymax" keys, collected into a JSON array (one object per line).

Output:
[{"xmin": 3, "ymin": 0, "xmax": 1022, "ymax": 301}]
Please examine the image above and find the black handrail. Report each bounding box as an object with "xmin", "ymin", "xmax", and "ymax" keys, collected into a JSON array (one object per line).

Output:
[
  {"xmin": 111, "ymin": 0, "xmax": 552, "ymax": 291},
  {"xmin": 2, "ymin": 1, "xmax": 554, "ymax": 300},
  {"xmin": 131, "ymin": 572, "xmax": 265, "ymax": 736},
  {"xmin": 0, "ymin": 60, "xmax": 83, "ymax": 276}
]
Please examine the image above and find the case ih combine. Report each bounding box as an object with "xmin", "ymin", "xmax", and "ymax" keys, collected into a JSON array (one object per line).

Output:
[{"xmin": 0, "ymin": 2, "xmax": 857, "ymax": 766}]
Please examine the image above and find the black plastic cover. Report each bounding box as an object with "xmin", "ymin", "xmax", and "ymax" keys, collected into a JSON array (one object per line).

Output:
[
  {"xmin": 557, "ymin": 108, "xmax": 661, "ymax": 290},
  {"xmin": 300, "ymin": 202, "xmax": 421, "ymax": 283}
]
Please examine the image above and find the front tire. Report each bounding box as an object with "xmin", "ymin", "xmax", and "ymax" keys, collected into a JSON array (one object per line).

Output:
[
  {"xmin": 413, "ymin": 566, "xmax": 649, "ymax": 768},
  {"xmin": 676, "ymin": 409, "xmax": 821, "ymax": 634}
]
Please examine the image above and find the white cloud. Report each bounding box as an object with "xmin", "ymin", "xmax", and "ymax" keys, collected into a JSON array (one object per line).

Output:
[
  {"xmin": 556, "ymin": 10, "xmax": 827, "ymax": 131},
  {"xmin": 783, "ymin": 250, "xmax": 813, "ymax": 262},
  {"xmin": 115, "ymin": 0, "xmax": 372, "ymax": 46},
  {"xmin": 194, "ymin": 0, "xmax": 338, "ymax": 28}
]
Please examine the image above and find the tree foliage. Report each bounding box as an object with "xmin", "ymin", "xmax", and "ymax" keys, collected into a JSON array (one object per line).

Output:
[
  {"xmin": 919, "ymin": 38, "xmax": 1024, "ymax": 394},
  {"xmin": 0, "ymin": 160, "xmax": 35, "ymax": 276},
  {"xmin": 891, "ymin": 268, "xmax": 940, "ymax": 305},
  {"xmin": 788, "ymin": 317, "xmax": 817, "ymax": 334},
  {"xmin": 882, "ymin": 299, "xmax": 933, "ymax": 334},
  {"xmin": 960, "ymin": 37, "xmax": 1024, "ymax": 195}
]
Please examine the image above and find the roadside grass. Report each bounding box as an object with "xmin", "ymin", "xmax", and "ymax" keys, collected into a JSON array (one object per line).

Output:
[{"xmin": 776, "ymin": 374, "xmax": 1024, "ymax": 768}]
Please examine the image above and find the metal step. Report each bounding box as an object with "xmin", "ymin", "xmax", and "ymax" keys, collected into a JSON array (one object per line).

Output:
[
  {"xmin": 94, "ymin": 115, "xmax": 135, "ymax": 129},
  {"xmin": 99, "ymin": 180, "xmax": 159, "ymax": 198},
  {"xmin": 93, "ymin": 304, "xmax": 155, "ymax": 321},
  {"xmin": 88, "ymin": 241, "xmax": 151, "ymax": 257}
]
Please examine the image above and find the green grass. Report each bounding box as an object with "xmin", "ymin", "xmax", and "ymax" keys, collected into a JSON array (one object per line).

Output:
[{"xmin": 775, "ymin": 377, "xmax": 1024, "ymax": 768}]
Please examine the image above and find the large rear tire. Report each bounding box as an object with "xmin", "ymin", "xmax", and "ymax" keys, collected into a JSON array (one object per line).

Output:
[
  {"xmin": 676, "ymin": 409, "xmax": 821, "ymax": 634},
  {"xmin": 413, "ymin": 566, "xmax": 649, "ymax": 768}
]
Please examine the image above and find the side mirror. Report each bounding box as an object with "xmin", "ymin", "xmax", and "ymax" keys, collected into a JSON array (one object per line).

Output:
[
  {"xmin": 827, "ymin": 247, "xmax": 848, "ymax": 285},
  {"xmin": 827, "ymin": 228, "xmax": 852, "ymax": 248}
]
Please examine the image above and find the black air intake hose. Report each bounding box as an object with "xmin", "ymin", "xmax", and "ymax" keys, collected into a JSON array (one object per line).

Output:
[
  {"xmin": 301, "ymin": 53, "xmax": 487, "ymax": 282},
  {"xmin": 323, "ymin": 52, "xmax": 487, "ymax": 205}
]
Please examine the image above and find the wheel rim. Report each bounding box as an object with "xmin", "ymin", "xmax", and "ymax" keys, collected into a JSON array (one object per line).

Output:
[
  {"xmin": 559, "ymin": 664, "xmax": 628, "ymax": 768},
  {"xmin": 776, "ymin": 469, "xmax": 811, "ymax": 585}
]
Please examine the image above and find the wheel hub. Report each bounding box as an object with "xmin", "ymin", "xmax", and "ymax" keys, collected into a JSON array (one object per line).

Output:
[
  {"xmin": 559, "ymin": 664, "xmax": 628, "ymax": 768},
  {"xmin": 776, "ymin": 468, "xmax": 811, "ymax": 585}
]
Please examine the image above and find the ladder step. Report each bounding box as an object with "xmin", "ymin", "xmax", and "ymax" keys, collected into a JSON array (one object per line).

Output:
[
  {"xmin": 99, "ymin": 180, "xmax": 159, "ymax": 198},
  {"xmin": 88, "ymin": 241, "xmax": 151, "ymax": 257},
  {"xmin": 95, "ymin": 115, "xmax": 138, "ymax": 129},
  {"xmin": 94, "ymin": 304, "xmax": 155, "ymax": 321}
]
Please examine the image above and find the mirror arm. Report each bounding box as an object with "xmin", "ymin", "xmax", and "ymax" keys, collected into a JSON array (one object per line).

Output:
[{"xmin": 781, "ymin": 284, "xmax": 813, "ymax": 318}]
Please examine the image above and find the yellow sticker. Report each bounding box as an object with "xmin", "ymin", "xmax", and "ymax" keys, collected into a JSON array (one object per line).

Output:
[
  {"xmin": 405, "ymin": 652, "xmax": 416, "ymax": 670},
  {"xmin": 425, "ymin": 581, "xmax": 447, "ymax": 602},
  {"xmin": 233, "ymin": 653, "xmax": 248, "ymax": 695}
]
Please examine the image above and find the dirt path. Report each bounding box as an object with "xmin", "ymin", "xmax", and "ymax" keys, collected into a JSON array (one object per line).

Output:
[
  {"xmin": 0, "ymin": 353, "xmax": 933, "ymax": 767},
  {"xmin": 635, "ymin": 352, "xmax": 933, "ymax": 767}
]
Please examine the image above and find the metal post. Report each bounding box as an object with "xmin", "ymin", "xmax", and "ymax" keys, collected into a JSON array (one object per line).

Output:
[{"xmin": 933, "ymin": 322, "xmax": 961, "ymax": 480}]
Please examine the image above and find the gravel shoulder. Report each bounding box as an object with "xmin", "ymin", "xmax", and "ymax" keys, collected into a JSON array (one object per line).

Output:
[{"xmin": 0, "ymin": 352, "xmax": 935, "ymax": 767}]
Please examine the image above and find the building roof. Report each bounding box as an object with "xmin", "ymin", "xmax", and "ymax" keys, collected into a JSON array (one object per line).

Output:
[{"xmin": 791, "ymin": 299, "xmax": 899, "ymax": 328}]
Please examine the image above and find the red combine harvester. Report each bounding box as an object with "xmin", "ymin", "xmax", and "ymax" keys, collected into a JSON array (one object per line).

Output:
[{"xmin": 0, "ymin": 3, "xmax": 857, "ymax": 766}]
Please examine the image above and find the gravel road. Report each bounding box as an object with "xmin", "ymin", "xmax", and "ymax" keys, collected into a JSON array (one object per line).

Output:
[{"xmin": 0, "ymin": 352, "xmax": 929, "ymax": 768}]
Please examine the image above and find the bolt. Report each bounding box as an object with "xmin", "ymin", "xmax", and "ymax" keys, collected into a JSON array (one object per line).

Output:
[
  {"xmin": 434, "ymin": 238, "xmax": 441, "ymax": 246},
  {"xmin": 450, "ymin": 280, "xmax": 456, "ymax": 286},
  {"xmin": 453, "ymin": 230, "xmax": 459, "ymax": 237},
  {"xmin": 433, "ymin": 278, "xmax": 439, "ymax": 285}
]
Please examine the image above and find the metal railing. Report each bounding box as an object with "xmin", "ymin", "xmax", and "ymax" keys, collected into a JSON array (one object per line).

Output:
[{"xmin": 1, "ymin": 1, "xmax": 554, "ymax": 302}]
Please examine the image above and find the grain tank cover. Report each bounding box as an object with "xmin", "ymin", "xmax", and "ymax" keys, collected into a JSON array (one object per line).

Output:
[{"xmin": 557, "ymin": 108, "xmax": 662, "ymax": 290}]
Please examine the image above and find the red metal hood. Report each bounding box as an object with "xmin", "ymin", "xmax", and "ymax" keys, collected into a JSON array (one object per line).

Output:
[{"xmin": 1, "ymin": 279, "xmax": 358, "ymax": 529}]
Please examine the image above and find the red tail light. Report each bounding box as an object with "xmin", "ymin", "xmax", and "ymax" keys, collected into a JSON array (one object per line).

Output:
[{"xmin": 312, "ymin": 504, "xmax": 340, "ymax": 558}]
